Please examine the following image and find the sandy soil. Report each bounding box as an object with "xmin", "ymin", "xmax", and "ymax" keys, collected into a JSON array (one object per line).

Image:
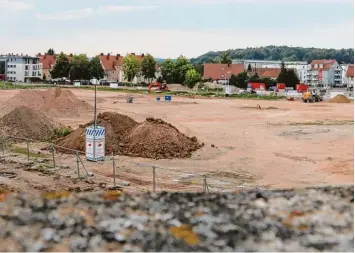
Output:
[{"xmin": 0, "ymin": 88, "xmax": 353, "ymax": 192}]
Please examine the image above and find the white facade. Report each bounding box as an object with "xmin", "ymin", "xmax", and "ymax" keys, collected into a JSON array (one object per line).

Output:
[
  {"xmin": 341, "ymin": 64, "xmax": 350, "ymax": 85},
  {"xmin": 0, "ymin": 55, "xmax": 42, "ymax": 82},
  {"xmin": 306, "ymin": 60, "xmax": 342, "ymax": 87},
  {"xmin": 232, "ymin": 59, "xmax": 308, "ymax": 83}
]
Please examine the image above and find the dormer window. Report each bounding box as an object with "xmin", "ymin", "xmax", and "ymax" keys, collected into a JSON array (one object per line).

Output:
[{"xmin": 319, "ymin": 64, "xmax": 323, "ymax": 68}]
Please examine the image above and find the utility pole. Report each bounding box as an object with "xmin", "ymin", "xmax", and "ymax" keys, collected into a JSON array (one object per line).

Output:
[{"xmin": 93, "ymin": 79, "xmax": 97, "ymax": 160}]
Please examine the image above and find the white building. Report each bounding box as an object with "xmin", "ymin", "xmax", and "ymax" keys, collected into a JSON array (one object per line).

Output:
[
  {"xmin": 0, "ymin": 55, "xmax": 42, "ymax": 82},
  {"xmin": 341, "ymin": 64, "xmax": 350, "ymax": 86},
  {"xmin": 306, "ymin": 59, "xmax": 342, "ymax": 87},
  {"xmin": 232, "ymin": 59, "xmax": 308, "ymax": 83}
]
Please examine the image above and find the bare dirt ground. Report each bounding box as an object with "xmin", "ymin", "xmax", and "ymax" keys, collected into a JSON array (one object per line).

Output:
[{"xmin": 0, "ymin": 88, "xmax": 353, "ymax": 192}]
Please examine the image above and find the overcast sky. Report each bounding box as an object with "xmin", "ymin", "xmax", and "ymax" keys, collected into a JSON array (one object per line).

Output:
[{"xmin": 0, "ymin": 0, "xmax": 353, "ymax": 58}]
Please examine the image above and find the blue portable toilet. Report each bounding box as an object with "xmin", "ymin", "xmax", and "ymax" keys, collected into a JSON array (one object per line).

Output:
[{"xmin": 165, "ymin": 95, "xmax": 172, "ymax": 102}]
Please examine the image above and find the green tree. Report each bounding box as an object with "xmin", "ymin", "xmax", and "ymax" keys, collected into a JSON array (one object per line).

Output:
[
  {"xmin": 141, "ymin": 54, "xmax": 156, "ymax": 83},
  {"xmin": 46, "ymin": 48, "xmax": 55, "ymax": 55},
  {"xmin": 89, "ymin": 56, "xmax": 104, "ymax": 80},
  {"xmin": 160, "ymin": 59, "xmax": 175, "ymax": 83},
  {"xmin": 219, "ymin": 52, "xmax": 232, "ymax": 64},
  {"xmin": 229, "ymin": 74, "xmax": 238, "ymax": 86},
  {"xmin": 69, "ymin": 54, "xmax": 90, "ymax": 81},
  {"xmin": 174, "ymin": 55, "xmax": 193, "ymax": 84},
  {"xmin": 123, "ymin": 54, "xmax": 141, "ymax": 82},
  {"xmin": 50, "ymin": 52, "xmax": 70, "ymax": 79},
  {"xmin": 43, "ymin": 73, "xmax": 46, "ymax": 80},
  {"xmin": 277, "ymin": 66, "xmax": 300, "ymax": 89},
  {"xmin": 0, "ymin": 62, "xmax": 5, "ymax": 74},
  {"xmin": 184, "ymin": 69, "xmax": 201, "ymax": 89},
  {"xmin": 247, "ymin": 64, "xmax": 252, "ymax": 72},
  {"xmin": 235, "ymin": 71, "xmax": 249, "ymax": 88}
]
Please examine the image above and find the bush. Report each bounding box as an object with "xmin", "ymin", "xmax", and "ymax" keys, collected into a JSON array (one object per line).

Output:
[{"xmin": 54, "ymin": 127, "xmax": 73, "ymax": 138}]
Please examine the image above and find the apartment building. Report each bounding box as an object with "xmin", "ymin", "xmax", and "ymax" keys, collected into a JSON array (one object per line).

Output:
[
  {"xmin": 0, "ymin": 55, "xmax": 42, "ymax": 82},
  {"xmin": 306, "ymin": 59, "xmax": 342, "ymax": 87},
  {"xmin": 346, "ymin": 65, "xmax": 354, "ymax": 87},
  {"xmin": 232, "ymin": 59, "xmax": 308, "ymax": 83}
]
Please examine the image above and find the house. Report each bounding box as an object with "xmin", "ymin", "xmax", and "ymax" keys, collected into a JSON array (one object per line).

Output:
[
  {"xmin": 250, "ymin": 68, "xmax": 281, "ymax": 79},
  {"xmin": 37, "ymin": 54, "xmax": 72, "ymax": 80},
  {"xmin": 306, "ymin": 59, "xmax": 342, "ymax": 87},
  {"xmin": 346, "ymin": 64, "xmax": 354, "ymax": 87},
  {"xmin": 0, "ymin": 54, "xmax": 42, "ymax": 82},
  {"xmin": 203, "ymin": 63, "xmax": 244, "ymax": 81},
  {"xmin": 99, "ymin": 53, "xmax": 145, "ymax": 83}
]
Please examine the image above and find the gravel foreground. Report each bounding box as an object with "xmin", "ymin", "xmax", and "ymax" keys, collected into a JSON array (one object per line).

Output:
[{"xmin": 0, "ymin": 186, "xmax": 353, "ymax": 252}]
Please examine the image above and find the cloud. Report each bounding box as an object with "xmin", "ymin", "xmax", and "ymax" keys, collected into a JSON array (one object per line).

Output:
[
  {"xmin": 0, "ymin": 0, "xmax": 33, "ymax": 11},
  {"xmin": 97, "ymin": 5, "xmax": 158, "ymax": 14},
  {"xmin": 1, "ymin": 19, "xmax": 352, "ymax": 58},
  {"xmin": 36, "ymin": 8, "xmax": 94, "ymax": 21},
  {"xmin": 36, "ymin": 4, "xmax": 158, "ymax": 21}
]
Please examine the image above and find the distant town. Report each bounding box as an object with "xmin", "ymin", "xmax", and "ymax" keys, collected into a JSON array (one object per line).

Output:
[{"xmin": 0, "ymin": 51, "xmax": 353, "ymax": 90}]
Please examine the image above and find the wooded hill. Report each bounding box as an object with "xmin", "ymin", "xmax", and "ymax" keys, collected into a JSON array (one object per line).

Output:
[{"xmin": 190, "ymin": 46, "xmax": 354, "ymax": 65}]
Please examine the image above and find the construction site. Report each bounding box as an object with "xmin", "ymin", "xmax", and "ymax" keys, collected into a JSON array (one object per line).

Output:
[{"xmin": 0, "ymin": 87, "xmax": 353, "ymax": 193}]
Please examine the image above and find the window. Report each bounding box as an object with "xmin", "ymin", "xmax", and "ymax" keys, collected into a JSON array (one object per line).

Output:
[
  {"xmin": 32, "ymin": 71, "xmax": 36, "ymax": 76},
  {"xmin": 25, "ymin": 65, "xmax": 29, "ymax": 70},
  {"xmin": 25, "ymin": 71, "xmax": 29, "ymax": 76},
  {"xmin": 33, "ymin": 65, "xmax": 37, "ymax": 70},
  {"xmin": 38, "ymin": 72, "xmax": 41, "ymax": 76}
]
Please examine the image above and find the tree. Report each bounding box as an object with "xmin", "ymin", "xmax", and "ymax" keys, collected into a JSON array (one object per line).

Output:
[
  {"xmin": 69, "ymin": 54, "xmax": 91, "ymax": 81},
  {"xmin": 247, "ymin": 64, "xmax": 252, "ymax": 72},
  {"xmin": 141, "ymin": 54, "xmax": 156, "ymax": 83},
  {"xmin": 0, "ymin": 62, "xmax": 5, "ymax": 74},
  {"xmin": 89, "ymin": 56, "xmax": 104, "ymax": 80},
  {"xmin": 277, "ymin": 64, "xmax": 300, "ymax": 89},
  {"xmin": 229, "ymin": 74, "xmax": 238, "ymax": 86},
  {"xmin": 122, "ymin": 54, "xmax": 141, "ymax": 82},
  {"xmin": 50, "ymin": 52, "xmax": 70, "ymax": 79},
  {"xmin": 46, "ymin": 48, "xmax": 55, "ymax": 55},
  {"xmin": 43, "ymin": 73, "xmax": 46, "ymax": 80},
  {"xmin": 219, "ymin": 52, "xmax": 232, "ymax": 64},
  {"xmin": 160, "ymin": 59, "xmax": 175, "ymax": 83},
  {"xmin": 235, "ymin": 71, "xmax": 249, "ymax": 88},
  {"xmin": 184, "ymin": 69, "xmax": 201, "ymax": 89},
  {"xmin": 174, "ymin": 55, "xmax": 193, "ymax": 84}
]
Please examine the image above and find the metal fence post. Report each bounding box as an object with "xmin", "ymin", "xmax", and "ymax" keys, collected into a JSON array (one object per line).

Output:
[
  {"xmin": 203, "ymin": 175, "xmax": 209, "ymax": 194},
  {"xmin": 1, "ymin": 137, "xmax": 4, "ymax": 157},
  {"xmin": 112, "ymin": 152, "xmax": 116, "ymax": 187},
  {"xmin": 50, "ymin": 144, "xmax": 56, "ymax": 168},
  {"xmin": 153, "ymin": 166, "xmax": 156, "ymax": 192},
  {"xmin": 76, "ymin": 151, "xmax": 80, "ymax": 178},
  {"xmin": 26, "ymin": 140, "xmax": 30, "ymax": 162}
]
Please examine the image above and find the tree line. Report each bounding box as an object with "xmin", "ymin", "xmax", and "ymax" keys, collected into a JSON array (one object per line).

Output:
[
  {"xmin": 228, "ymin": 61, "xmax": 300, "ymax": 89},
  {"xmin": 190, "ymin": 45, "xmax": 354, "ymax": 65}
]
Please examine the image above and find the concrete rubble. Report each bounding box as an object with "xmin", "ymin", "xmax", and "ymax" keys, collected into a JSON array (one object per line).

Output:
[{"xmin": 0, "ymin": 185, "xmax": 353, "ymax": 252}]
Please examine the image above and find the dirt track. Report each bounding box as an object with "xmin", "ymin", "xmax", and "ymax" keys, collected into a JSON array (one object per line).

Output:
[{"xmin": 0, "ymin": 88, "xmax": 353, "ymax": 191}]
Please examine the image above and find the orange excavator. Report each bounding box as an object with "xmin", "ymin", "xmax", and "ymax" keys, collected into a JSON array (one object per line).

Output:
[{"xmin": 148, "ymin": 82, "xmax": 169, "ymax": 93}]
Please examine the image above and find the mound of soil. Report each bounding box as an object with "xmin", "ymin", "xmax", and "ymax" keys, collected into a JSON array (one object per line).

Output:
[
  {"xmin": 2, "ymin": 88, "xmax": 93, "ymax": 117},
  {"xmin": 121, "ymin": 117, "xmax": 203, "ymax": 159},
  {"xmin": 0, "ymin": 106, "xmax": 61, "ymax": 141},
  {"xmin": 56, "ymin": 112, "xmax": 138, "ymax": 153},
  {"xmin": 57, "ymin": 114, "xmax": 203, "ymax": 159},
  {"xmin": 328, "ymin": 95, "xmax": 352, "ymax": 104}
]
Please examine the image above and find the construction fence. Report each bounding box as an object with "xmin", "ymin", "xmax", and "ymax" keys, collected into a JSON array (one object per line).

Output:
[{"xmin": 0, "ymin": 135, "xmax": 264, "ymax": 193}]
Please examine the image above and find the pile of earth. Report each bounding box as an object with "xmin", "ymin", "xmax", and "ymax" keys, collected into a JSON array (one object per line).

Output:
[
  {"xmin": 56, "ymin": 112, "xmax": 138, "ymax": 154},
  {"xmin": 121, "ymin": 117, "xmax": 203, "ymax": 159},
  {"xmin": 328, "ymin": 94, "xmax": 352, "ymax": 103},
  {"xmin": 0, "ymin": 106, "xmax": 62, "ymax": 141},
  {"xmin": 57, "ymin": 113, "xmax": 204, "ymax": 159},
  {"xmin": 2, "ymin": 88, "xmax": 93, "ymax": 117}
]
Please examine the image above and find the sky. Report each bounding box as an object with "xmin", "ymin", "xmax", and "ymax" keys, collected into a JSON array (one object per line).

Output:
[{"xmin": 0, "ymin": 0, "xmax": 354, "ymax": 58}]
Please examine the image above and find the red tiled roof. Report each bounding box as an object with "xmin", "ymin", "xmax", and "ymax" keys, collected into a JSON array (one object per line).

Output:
[
  {"xmin": 203, "ymin": 64, "xmax": 244, "ymax": 80},
  {"xmin": 254, "ymin": 68, "xmax": 281, "ymax": 79},
  {"xmin": 346, "ymin": 65, "xmax": 354, "ymax": 78},
  {"xmin": 99, "ymin": 54, "xmax": 144, "ymax": 71},
  {"xmin": 38, "ymin": 55, "xmax": 72, "ymax": 69},
  {"xmin": 310, "ymin": 59, "xmax": 337, "ymax": 71}
]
